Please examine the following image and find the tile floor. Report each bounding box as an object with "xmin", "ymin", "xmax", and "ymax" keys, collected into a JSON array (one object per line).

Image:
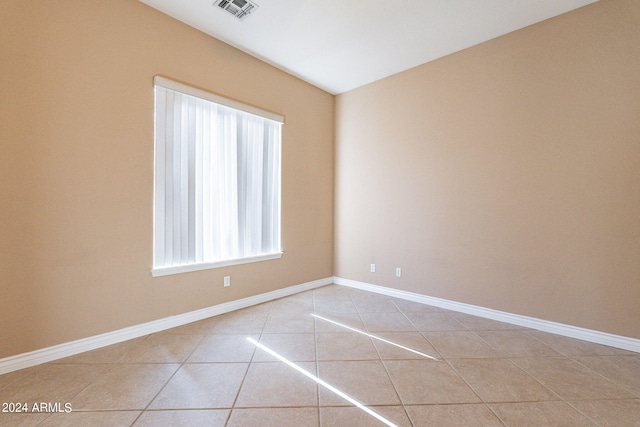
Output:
[{"xmin": 1, "ymin": 284, "xmax": 639, "ymax": 426}]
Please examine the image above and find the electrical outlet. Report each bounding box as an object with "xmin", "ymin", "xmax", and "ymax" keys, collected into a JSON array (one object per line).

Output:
[
  {"xmin": 395, "ymin": 267, "xmax": 402, "ymax": 277},
  {"xmin": 224, "ymin": 276, "xmax": 231, "ymax": 287},
  {"xmin": 370, "ymin": 263, "xmax": 376, "ymax": 273}
]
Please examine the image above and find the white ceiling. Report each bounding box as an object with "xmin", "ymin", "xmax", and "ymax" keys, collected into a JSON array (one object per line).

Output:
[{"xmin": 139, "ymin": 0, "xmax": 598, "ymax": 94}]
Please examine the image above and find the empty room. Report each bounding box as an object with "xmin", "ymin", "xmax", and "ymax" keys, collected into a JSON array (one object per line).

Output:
[{"xmin": 1, "ymin": 0, "xmax": 639, "ymax": 425}]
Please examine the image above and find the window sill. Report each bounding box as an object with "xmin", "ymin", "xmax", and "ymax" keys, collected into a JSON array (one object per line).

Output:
[{"xmin": 151, "ymin": 252, "xmax": 283, "ymax": 277}]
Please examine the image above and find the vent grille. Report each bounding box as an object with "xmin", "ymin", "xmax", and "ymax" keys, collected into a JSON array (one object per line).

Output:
[{"xmin": 215, "ymin": 0, "xmax": 259, "ymax": 21}]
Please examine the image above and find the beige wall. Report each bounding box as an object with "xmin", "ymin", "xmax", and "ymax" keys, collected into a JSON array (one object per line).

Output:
[
  {"xmin": 2, "ymin": 0, "xmax": 638, "ymax": 361},
  {"xmin": 335, "ymin": 0, "xmax": 640, "ymax": 339},
  {"xmin": 0, "ymin": 0, "xmax": 334, "ymax": 358}
]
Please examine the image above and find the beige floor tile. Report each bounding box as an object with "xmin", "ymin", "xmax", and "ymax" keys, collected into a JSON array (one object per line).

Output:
[
  {"xmin": 133, "ymin": 409, "xmax": 229, "ymax": 426},
  {"xmin": 39, "ymin": 410, "xmax": 141, "ymax": 427},
  {"xmin": 405, "ymin": 403, "xmax": 504, "ymax": 427},
  {"xmin": 0, "ymin": 368, "xmax": 29, "ymax": 392},
  {"xmin": 451, "ymin": 313, "xmax": 523, "ymax": 331},
  {"xmin": 148, "ymin": 363, "xmax": 247, "ymax": 409},
  {"xmin": 573, "ymin": 356, "xmax": 640, "ymax": 396},
  {"xmin": 0, "ymin": 412, "xmax": 51, "ymax": 426},
  {"xmin": 403, "ymin": 311, "xmax": 467, "ymax": 332},
  {"xmin": 3, "ymin": 285, "xmax": 637, "ymax": 426},
  {"xmin": 120, "ymin": 333, "xmax": 204, "ymax": 363},
  {"xmin": 314, "ymin": 297, "xmax": 359, "ymax": 314},
  {"xmin": 474, "ymin": 330, "xmax": 561, "ymax": 358},
  {"xmin": 527, "ymin": 331, "xmax": 634, "ymax": 356},
  {"xmin": 391, "ymin": 298, "xmax": 442, "ymax": 313},
  {"xmin": 345, "ymin": 288, "xmax": 373, "ymax": 297},
  {"xmin": 156, "ymin": 318, "xmax": 217, "ymax": 335},
  {"xmin": 234, "ymin": 362, "xmax": 318, "ymax": 407},
  {"xmin": 314, "ymin": 290, "xmax": 353, "ymax": 302},
  {"xmin": 424, "ymin": 331, "xmax": 501, "ymax": 358},
  {"xmin": 351, "ymin": 295, "xmax": 401, "ymax": 313},
  {"xmin": 313, "ymin": 312, "xmax": 365, "ymax": 333},
  {"xmin": 490, "ymin": 401, "xmax": 596, "ymax": 426},
  {"xmin": 253, "ymin": 333, "xmax": 317, "ymax": 362},
  {"xmin": 317, "ymin": 360, "xmax": 401, "ymax": 407},
  {"xmin": 570, "ymin": 399, "xmax": 640, "ymax": 427},
  {"xmin": 313, "ymin": 284, "xmax": 352, "ymax": 298},
  {"xmin": 271, "ymin": 297, "xmax": 315, "ymax": 314},
  {"xmin": 69, "ymin": 363, "xmax": 179, "ymax": 410},
  {"xmin": 512, "ymin": 357, "xmax": 635, "ymax": 400},
  {"xmin": 53, "ymin": 337, "xmax": 150, "ymax": 364},
  {"xmin": 157, "ymin": 304, "xmax": 272, "ymax": 335},
  {"xmin": 187, "ymin": 334, "xmax": 259, "ymax": 363},
  {"xmin": 228, "ymin": 407, "xmax": 319, "ymax": 427},
  {"xmin": 0, "ymin": 363, "xmax": 111, "ymax": 404},
  {"xmin": 384, "ymin": 359, "xmax": 481, "ymax": 405},
  {"xmin": 320, "ymin": 405, "xmax": 412, "ymax": 427},
  {"xmin": 359, "ymin": 311, "xmax": 417, "ymax": 332},
  {"xmin": 203, "ymin": 307, "xmax": 272, "ymax": 334},
  {"xmin": 263, "ymin": 312, "xmax": 316, "ymax": 333},
  {"xmin": 316, "ymin": 332, "xmax": 378, "ymax": 361},
  {"xmin": 370, "ymin": 331, "xmax": 441, "ymax": 360},
  {"xmin": 288, "ymin": 290, "xmax": 315, "ymax": 301},
  {"xmin": 449, "ymin": 358, "xmax": 558, "ymax": 403}
]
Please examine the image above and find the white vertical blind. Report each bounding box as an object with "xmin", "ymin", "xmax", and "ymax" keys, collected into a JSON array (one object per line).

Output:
[{"xmin": 153, "ymin": 79, "xmax": 282, "ymax": 276}]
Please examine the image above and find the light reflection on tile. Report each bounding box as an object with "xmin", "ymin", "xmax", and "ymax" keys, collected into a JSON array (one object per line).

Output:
[
  {"xmin": 321, "ymin": 405, "xmax": 412, "ymax": 427},
  {"xmin": 254, "ymin": 333, "xmax": 317, "ymax": 362},
  {"xmin": 317, "ymin": 360, "xmax": 402, "ymax": 407},
  {"xmin": 313, "ymin": 314, "xmax": 438, "ymax": 360},
  {"xmin": 371, "ymin": 332, "xmax": 442, "ymax": 360},
  {"xmin": 248, "ymin": 339, "xmax": 398, "ymax": 426},
  {"xmin": 1, "ymin": 284, "xmax": 637, "ymax": 426}
]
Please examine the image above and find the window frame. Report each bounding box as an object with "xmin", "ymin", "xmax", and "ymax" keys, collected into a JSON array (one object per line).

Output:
[{"xmin": 151, "ymin": 76, "xmax": 283, "ymax": 277}]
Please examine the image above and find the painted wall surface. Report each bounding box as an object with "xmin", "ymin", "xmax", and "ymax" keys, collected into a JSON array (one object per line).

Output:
[
  {"xmin": 335, "ymin": 0, "xmax": 640, "ymax": 338},
  {"xmin": 0, "ymin": 0, "xmax": 334, "ymax": 358}
]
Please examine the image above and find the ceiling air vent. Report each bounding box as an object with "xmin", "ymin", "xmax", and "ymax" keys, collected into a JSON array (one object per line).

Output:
[{"xmin": 215, "ymin": 0, "xmax": 259, "ymax": 21}]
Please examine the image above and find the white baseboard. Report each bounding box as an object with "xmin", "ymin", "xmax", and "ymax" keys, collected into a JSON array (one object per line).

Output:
[
  {"xmin": 333, "ymin": 276, "xmax": 640, "ymax": 353},
  {"xmin": 0, "ymin": 277, "xmax": 333, "ymax": 375}
]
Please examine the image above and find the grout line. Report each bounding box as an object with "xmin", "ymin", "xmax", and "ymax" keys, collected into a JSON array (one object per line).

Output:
[
  {"xmin": 247, "ymin": 337, "xmax": 398, "ymax": 427},
  {"xmin": 312, "ymin": 287, "xmax": 322, "ymax": 425},
  {"xmin": 347, "ymin": 288, "xmax": 418, "ymax": 427},
  {"xmin": 6, "ymin": 284, "xmax": 639, "ymax": 426},
  {"xmin": 223, "ymin": 300, "xmax": 277, "ymax": 424},
  {"xmin": 134, "ymin": 334, "xmax": 210, "ymax": 417},
  {"xmin": 312, "ymin": 314, "xmax": 439, "ymax": 361}
]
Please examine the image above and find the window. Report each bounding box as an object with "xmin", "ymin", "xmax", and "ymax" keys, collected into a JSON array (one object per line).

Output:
[{"xmin": 152, "ymin": 76, "xmax": 283, "ymax": 277}]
